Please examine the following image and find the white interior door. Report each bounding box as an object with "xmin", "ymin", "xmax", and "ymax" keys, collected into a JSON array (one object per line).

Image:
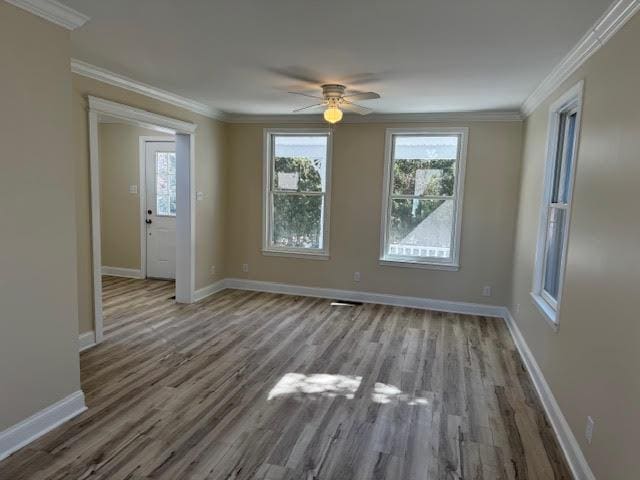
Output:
[{"xmin": 145, "ymin": 141, "xmax": 177, "ymax": 279}]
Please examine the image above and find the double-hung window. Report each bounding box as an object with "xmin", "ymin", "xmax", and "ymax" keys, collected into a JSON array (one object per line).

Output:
[
  {"xmin": 263, "ymin": 129, "xmax": 332, "ymax": 258},
  {"xmin": 531, "ymin": 81, "xmax": 583, "ymax": 328},
  {"xmin": 380, "ymin": 128, "xmax": 468, "ymax": 270}
]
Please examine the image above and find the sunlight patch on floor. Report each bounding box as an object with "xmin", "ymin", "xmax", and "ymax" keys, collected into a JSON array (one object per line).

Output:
[
  {"xmin": 372, "ymin": 382, "xmax": 430, "ymax": 405},
  {"xmin": 268, "ymin": 373, "xmax": 362, "ymax": 400}
]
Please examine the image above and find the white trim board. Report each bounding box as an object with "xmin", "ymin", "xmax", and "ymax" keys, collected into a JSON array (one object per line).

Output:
[
  {"xmin": 73, "ymin": 60, "xmax": 224, "ymax": 120},
  {"xmin": 5, "ymin": 0, "xmax": 89, "ymax": 30},
  {"xmin": 522, "ymin": 0, "xmax": 640, "ymax": 116},
  {"xmin": 502, "ymin": 308, "xmax": 596, "ymax": 480},
  {"xmin": 78, "ymin": 331, "xmax": 96, "ymax": 352},
  {"xmin": 101, "ymin": 266, "xmax": 145, "ymax": 279},
  {"xmin": 192, "ymin": 280, "xmax": 227, "ymax": 302},
  {"xmin": 223, "ymin": 278, "xmax": 505, "ymax": 318},
  {"xmin": 0, "ymin": 391, "xmax": 86, "ymax": 461}
]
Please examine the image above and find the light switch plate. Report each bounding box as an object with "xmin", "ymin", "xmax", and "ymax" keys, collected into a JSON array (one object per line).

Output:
[
  {"xmin": 196, "ymin": 191, "xmax": 204, "ymax": 200},
  {"xmin": 129, "ymin": 185, "xmax": 138, "ymax": 194}
]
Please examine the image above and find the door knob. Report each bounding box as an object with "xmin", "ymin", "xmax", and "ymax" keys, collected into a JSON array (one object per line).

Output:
[
  {"xmin": 145, "ymin": 219, "xmax": 152, "ymax": 224},
  {"xmin": 147, "ymin": 209, "xmax": 152, "ymax": 215}
]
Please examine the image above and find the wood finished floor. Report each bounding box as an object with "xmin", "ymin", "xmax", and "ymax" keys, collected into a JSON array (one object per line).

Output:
[{"xmin": 0, "ymin": 276, "xmax": 572, "ymax": 480}]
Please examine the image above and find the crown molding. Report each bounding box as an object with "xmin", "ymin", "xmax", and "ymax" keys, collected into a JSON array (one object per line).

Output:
[
  {"xmin": 71, "ymin": 59, "xmax": 227, "ymax": 121},
  {"xmin": 88, "ymin": 96, "xmax": 198, "ymax": 134},
  {"xmin": 226, "ymin": 110, "xmax": 522, "ymax": 125},
  {"xmin": 5, "ymin": 0, "xmax": 89, "ymax": 30},
  {"xmin": 521, "ymin": 0, "xmax": 640, "ymax": 117}
]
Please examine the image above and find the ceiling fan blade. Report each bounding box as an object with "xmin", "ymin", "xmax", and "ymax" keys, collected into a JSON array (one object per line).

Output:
[
  {"xmin": 343, "ymin": 91, "xmax": 381, "ymax": 101},
  {"xmin": 293, "ymin": 103, "xmax": 325, "ymax": 113},
  {"xmin": 269, "ymin": 66, "xmax": 324, "ymax": 86},
  {"xmin": 288, "ymin": 91, "xmax": 323, "ymax": 100},
  {"xmin": 342, "ymin": 101, "xmax": 374, "ymax": 115}
]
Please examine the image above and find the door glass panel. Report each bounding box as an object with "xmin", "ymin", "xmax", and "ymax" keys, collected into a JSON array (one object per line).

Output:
[{"xmin": 156, "ymin": 152, "xmax": 176, "ymax": 216}]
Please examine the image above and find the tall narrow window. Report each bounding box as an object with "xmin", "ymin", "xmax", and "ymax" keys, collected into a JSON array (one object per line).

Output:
[
  {"xmin": 532, "ymin": 81, "xmax": 583, "ymax": 327},
  {"xmin": 380, "ymin": 128, "xmax": 468, "ymax": 269},
  {"xmin": 263, "ymin": 129, "xmax": 332, "ymax": 257}
]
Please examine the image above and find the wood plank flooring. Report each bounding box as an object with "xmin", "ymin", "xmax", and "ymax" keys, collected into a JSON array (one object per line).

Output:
[{"xmin": 0, "ymin": 276, "xmax": 572, "ymax": 479}]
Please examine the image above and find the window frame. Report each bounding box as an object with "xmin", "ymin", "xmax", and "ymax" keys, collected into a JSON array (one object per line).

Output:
[
  {"xmin": 531, "ymin": 81, "xmax": 584, "ymax": 330},
  {"xmin": 262, "ymin": 128, "xmax": 332, "ymax": 259},
  {"xmin": 379, "ymin": 127, "xmax": 469, "ymax": 270}
]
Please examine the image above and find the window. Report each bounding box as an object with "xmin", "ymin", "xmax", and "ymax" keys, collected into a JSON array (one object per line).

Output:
[
  {"xmin": 155, "ymin": 151, "xmax": 176, "ymax": 216},
  {"xmin": 263, "ymin": 129, "xmax": 332, "ymax": 257},
  {"xmin": 380, "ymin": 128, "xmax": 468, "ymax": 269},
  {"xmin": 531, "ymin": 81, "xmax": 583, "ymax": 328}
]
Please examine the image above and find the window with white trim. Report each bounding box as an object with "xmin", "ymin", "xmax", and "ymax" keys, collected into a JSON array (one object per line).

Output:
[
  {"xmin": 531, "ymin": 82, "xmax": 583, "ymax": 327},
  {"xmin": 263, "ymin": 129, "xmax": 332, "ymax": 257},
  {"xmin": 380, "ymin": 128, "xmax": 468, "ymax": 269}
]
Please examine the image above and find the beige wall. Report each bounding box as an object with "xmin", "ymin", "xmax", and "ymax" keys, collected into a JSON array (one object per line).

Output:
[
  {"xmin": 0, "ymin": 3, "xmax": 81, "ymax": 430},
  {"xmin": 99, "ymin": 123, "xmax": 170, "ymax": 270},
  {"xmin": 73, "ymin": 75, "xmax": 228, "ymax": 334},
  {"xmin": 509, "ymin": 12, "xmax": 640, "ymax": 479},
  {"xmin": 227, "ymin": 121, "xmax": 522, "ymax": 305}
]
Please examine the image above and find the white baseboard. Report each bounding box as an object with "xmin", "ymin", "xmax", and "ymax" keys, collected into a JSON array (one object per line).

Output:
[
  {"xmin": 224, "ymin": 278, "xmax": 505, "ymax": 318},
  {"xmin": 101, "ymin": 266, "xmax": 145, "ymax": 279},
  {"xmin": 192, "ymin": 279, "xmax": 227, "ymax": 302},
  {"xmin": 78, "ymin": 331, "xmax": 96, "ymax": 352},
  {"xmin": 0, "ymin": 391, "xmax": 86, "ymax": 462},
  {"xmin": 502, "ymin": 308, "xmax": 595, "ymax": 480}
]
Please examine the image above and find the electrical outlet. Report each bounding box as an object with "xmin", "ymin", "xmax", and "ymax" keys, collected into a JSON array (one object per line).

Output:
[
  {"xmin": 482, "ymin": 285, "xmax": 492, "ymax": 297},
  {"xmin": 515, "ymin": 303, "xmax": 521, "ymax": 314},
  {"xmin": 129, "ymin": 185, "xmax": 138, "ymax": 194},
  {"xmin": 196, "ymin": 191, "xmax": 204, "ymax": 201},
  {"xmin": 242, "ymin": 263, "xmax": 249, "ymax": 273},
  {"xmin": 353, "ymin": 271, "xmax": 361, "ymax": 282},
  {"xmin": 210, "ymin": 265, "xmax": 216, "ymax": 275},
  {"xmin": 585, "ymin": 416, "xmax": 595, "ymax": 444}
]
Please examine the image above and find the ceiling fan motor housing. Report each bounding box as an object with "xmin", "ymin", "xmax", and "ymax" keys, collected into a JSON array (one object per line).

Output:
[{"xmin": 321, "ymin": 84, "xmax": 347, "ymax": 100}]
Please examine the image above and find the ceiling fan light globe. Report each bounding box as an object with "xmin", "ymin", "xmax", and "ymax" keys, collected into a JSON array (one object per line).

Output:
[{"xmin": 323, "ymin": 106, "xmax": 343, "ymax": 124}]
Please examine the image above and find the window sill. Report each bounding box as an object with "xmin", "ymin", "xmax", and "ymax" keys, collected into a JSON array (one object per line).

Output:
[
  {"xmin": 530, "ymin": 292, "xmax": 559, "ymax": 332},
  {"xmin": 379, "ymin": 258, "xmax": 459, "ymax": 271},
  {"xmin": 262, "ymin": 249, "xmax": 329, "ymax": 261}
]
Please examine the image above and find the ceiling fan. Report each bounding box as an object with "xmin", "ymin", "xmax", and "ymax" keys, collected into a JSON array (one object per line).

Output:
[{"xmin": 289, "ymin": 84, "xmax": 381, "ymax": 124}]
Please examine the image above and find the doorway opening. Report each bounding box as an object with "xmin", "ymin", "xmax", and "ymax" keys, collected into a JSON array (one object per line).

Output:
[{"xmin": 88, "ymin": 96, "xmax": 197, "ymax": 345}]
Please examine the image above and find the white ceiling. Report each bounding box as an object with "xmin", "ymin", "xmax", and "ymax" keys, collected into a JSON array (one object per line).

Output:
[{"xmin": 61, "ymin": 0, "xmax": 612, "ymax": 115}]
